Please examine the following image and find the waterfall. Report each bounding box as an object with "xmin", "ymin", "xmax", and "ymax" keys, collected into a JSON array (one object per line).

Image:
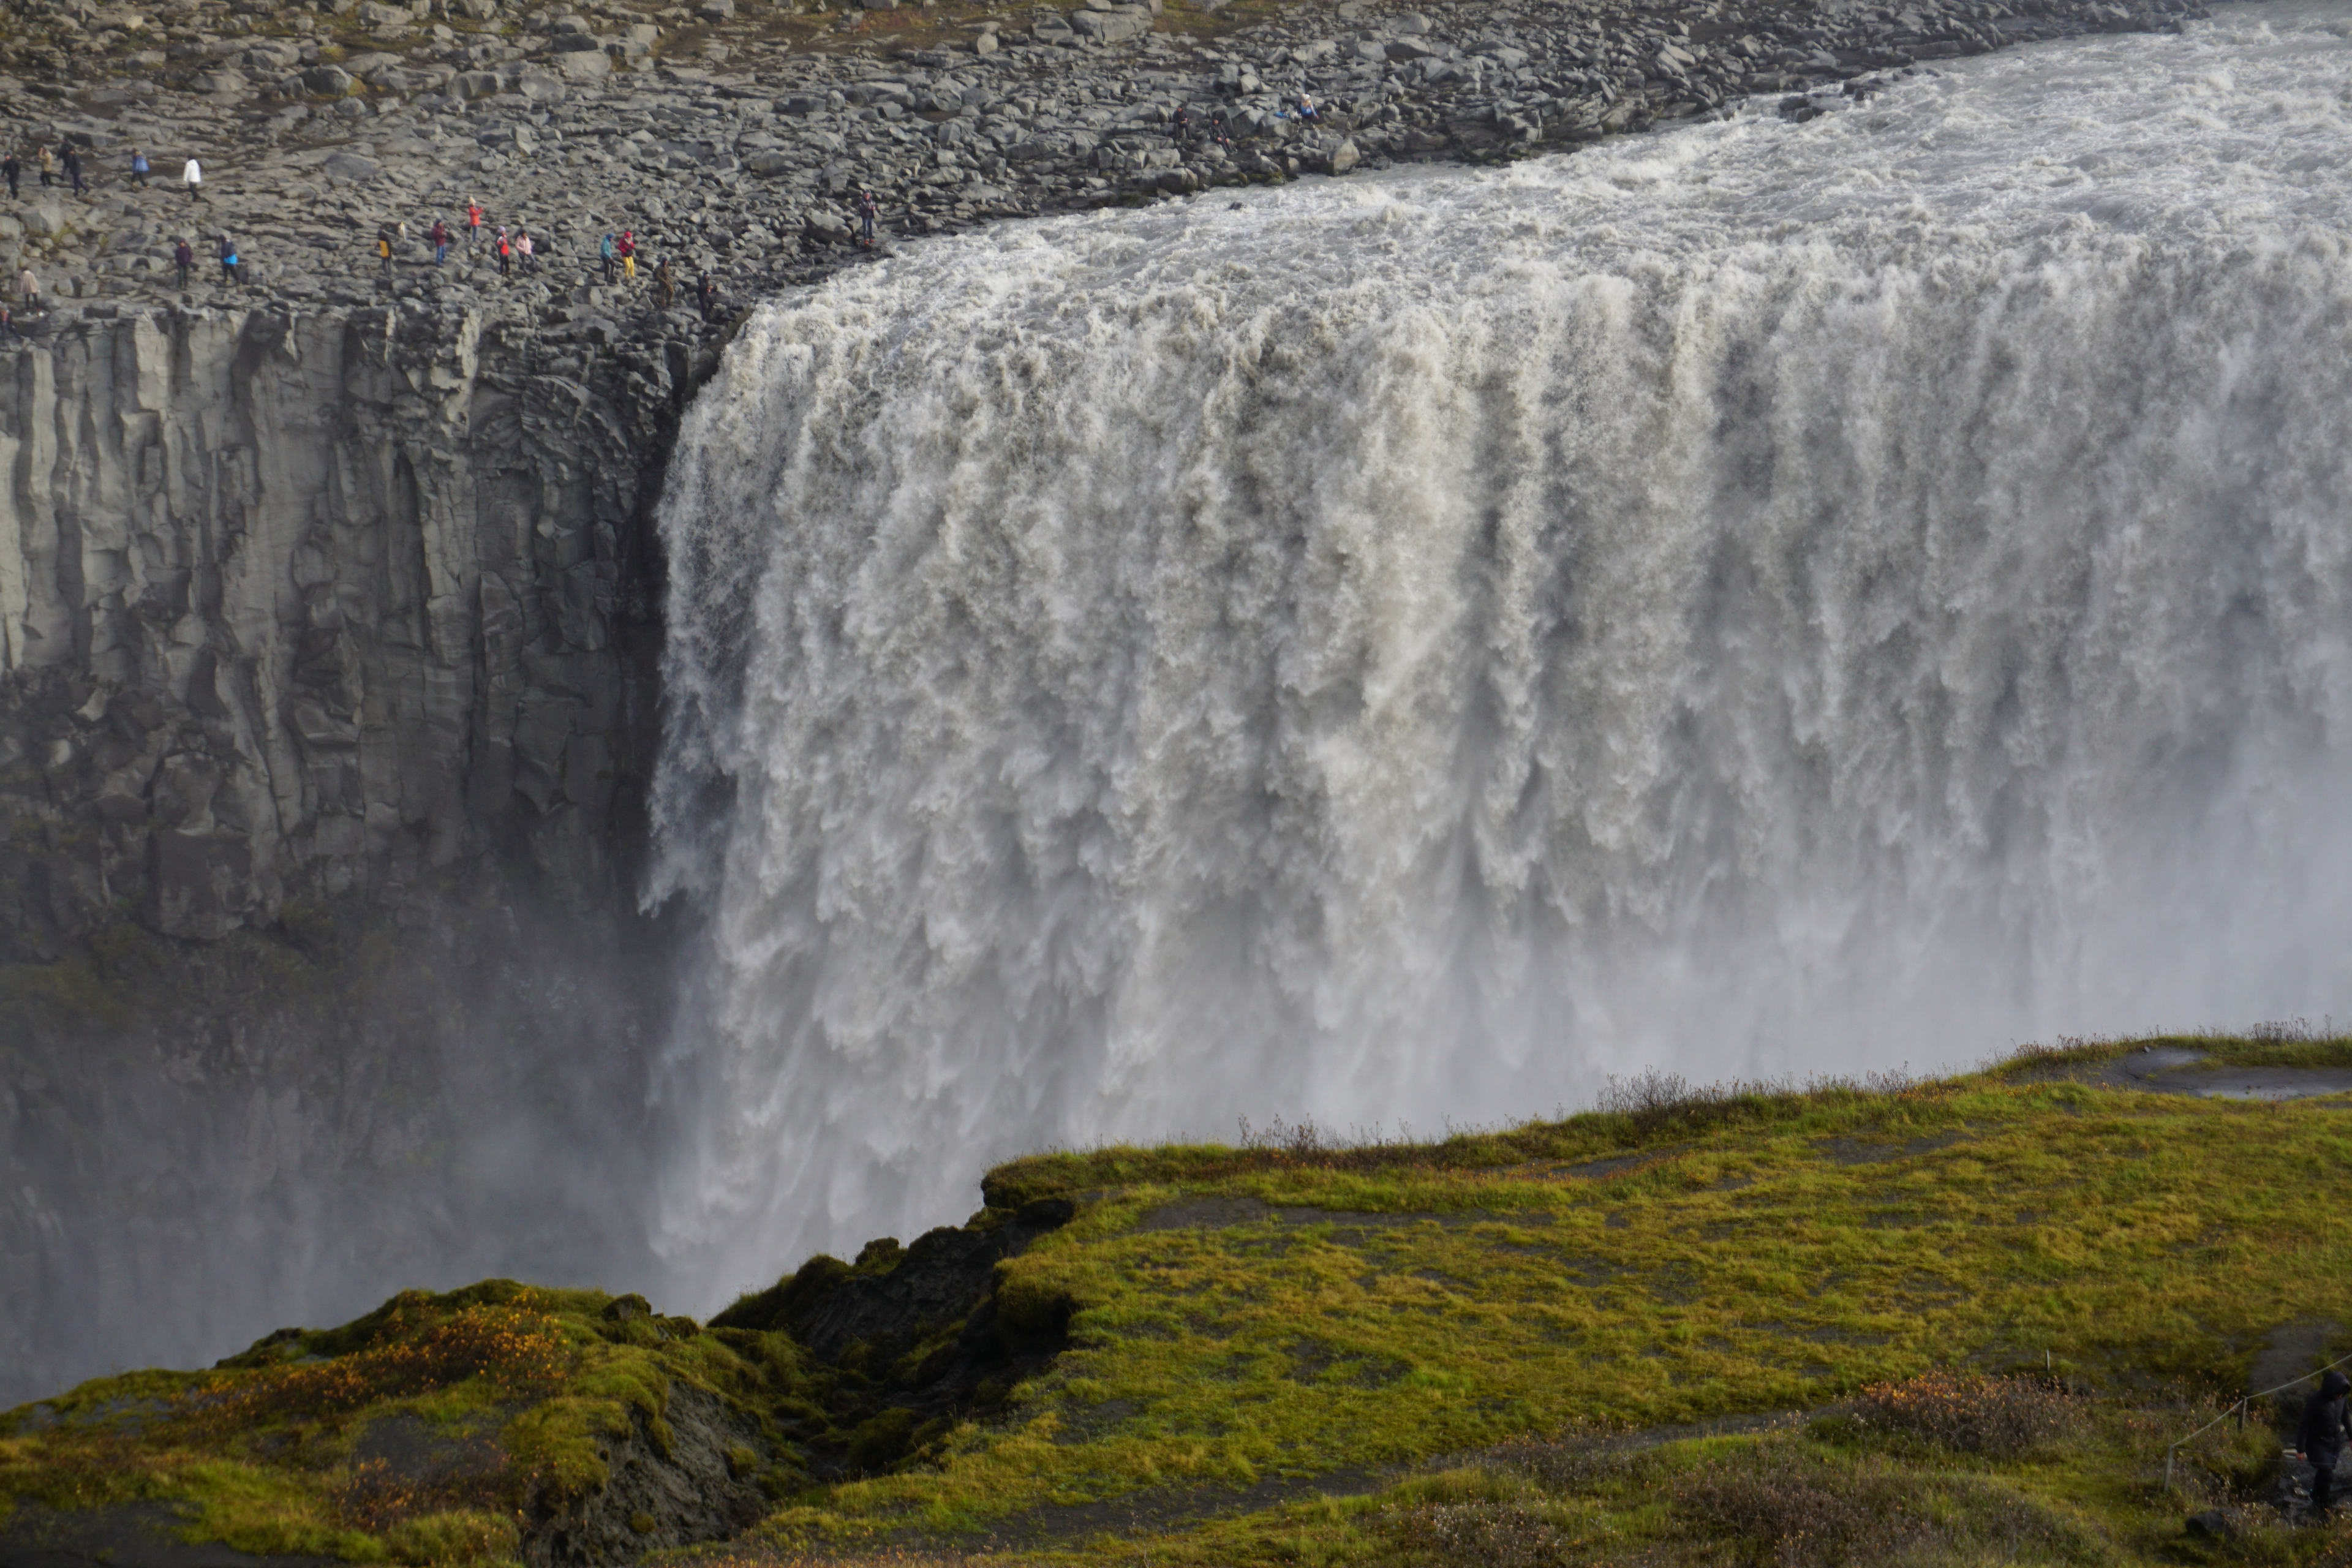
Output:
[{"xmin": 649, "ymin": 1, "xmax": 2352, "ymax": 1298}]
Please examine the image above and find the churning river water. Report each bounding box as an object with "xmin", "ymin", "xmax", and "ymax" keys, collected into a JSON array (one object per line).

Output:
[{"xmin": 649, "ymin": 1, "xmax": 2352, "ymax": 1300}]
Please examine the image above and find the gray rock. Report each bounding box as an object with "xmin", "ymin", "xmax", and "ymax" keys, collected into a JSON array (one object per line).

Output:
[
  {"xmin": 301, "ymin": 62, "xmax": 356, "ymax": 94},
  {"xmin": 191, "ymin": 67, "xmax": 249, "ymax": 99},
  {"xmin": 321, "ymin": 151, "xmax": 385, "ymax": 181}
]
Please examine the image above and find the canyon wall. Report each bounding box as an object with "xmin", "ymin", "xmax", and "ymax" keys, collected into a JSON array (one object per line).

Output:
[{"xmin": 0, "ymin": 303, "xmax": 710, "ymax": 1405}]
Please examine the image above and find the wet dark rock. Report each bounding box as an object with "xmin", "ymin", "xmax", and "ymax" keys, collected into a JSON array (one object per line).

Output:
[{"xmin": 708, "ymin": 1193, "xmax": 1080, "ymax": 1475}]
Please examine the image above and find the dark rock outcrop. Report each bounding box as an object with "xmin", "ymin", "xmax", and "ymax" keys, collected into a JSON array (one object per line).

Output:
[
  {"xmin": 527, "ymin": 1384, "xmax": 769, "ymax": 1568},
  {"xmin": 714, "ymin": 1195, "xmax": 1082, "ymax": 1477}
]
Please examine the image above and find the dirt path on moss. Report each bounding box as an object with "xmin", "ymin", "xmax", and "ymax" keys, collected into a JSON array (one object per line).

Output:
[
  {"xmin": 2022, "ymin": 1047, "xmax": 2352, "ymax": 1102},
  {"xmin": 894, "ymin": 1408, "xmax": 1812, "ymax": 1553}
]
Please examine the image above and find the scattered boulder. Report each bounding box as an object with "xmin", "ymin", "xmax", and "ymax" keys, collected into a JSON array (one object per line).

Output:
[{"xmin": 190, "ymin": 67, "xmax": 247, "ymax": 100}]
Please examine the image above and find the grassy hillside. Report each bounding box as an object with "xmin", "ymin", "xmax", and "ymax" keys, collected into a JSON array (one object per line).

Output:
[{"xmin": 9, "ymin": 1035, "xmax": 2352, "ymax": 1567}]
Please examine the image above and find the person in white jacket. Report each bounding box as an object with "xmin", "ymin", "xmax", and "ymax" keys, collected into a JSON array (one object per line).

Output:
[{"xmin": 183, "ymin": 156, "xmax": 206, "ymax": 203}]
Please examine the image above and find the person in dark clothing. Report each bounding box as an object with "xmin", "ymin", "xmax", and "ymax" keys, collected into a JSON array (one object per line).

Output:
[
  {"xmin": 2, "ymin": 152, "xmax": 18, "ymax": 200},
  {"xmin": 62, "ymin": 145, "xmax": 85, "ymax": 197},
  {"xmin": 856, "ymin": 187, "xmax": 877, "ymax": 246},
  {"xmin": 173, "ymin": 237, "xmax": 193, "ymax": 290},
  {"xmin": 377, "ymin": 225, "xmax": 395, "ymax": 279},
  {"xmin": 2299, "ymin": 1371, "xmax": 2352, "ymax": 1512},
  {"xmin": 695, "ymin": 269, "xmax": 715, "ymax": 322},
  {"xmin": 217, "ymin": 233, "xmax": 239, "ymax": 286},
  {"xmin": 654, "ymin": 255, "xmax": 674, "ymax": 309},
  {"xmin": 130, "ymin": 148, "xmax": 149, "ymax": 187}
]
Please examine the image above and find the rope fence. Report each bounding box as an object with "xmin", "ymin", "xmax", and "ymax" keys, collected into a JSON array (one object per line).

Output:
[{"xmin": 2164, "ymin": 1348, "xmax": 2352, "ymax": 1493}]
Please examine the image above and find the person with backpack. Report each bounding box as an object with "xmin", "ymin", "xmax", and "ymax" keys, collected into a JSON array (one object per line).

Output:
[
  {"xmin": 130, "ymin": 148, "xmax": 150, "ymax": 187},
  {"xmin": 377, "ymin": 224, "xmax": 395, "ymax": 279},
  {"xmin": 217, "ymin": 232, "xmax": 239, "ymax": 286},
  {"xmin": 598, "ymin": 230, "xmax": 617, "ymax": 282},
  {"xmin": 2300, "ymin": 1371, "xmax": 2352, "ymax": 1512},
  {"xmin": 173, "ymin": 236, "xmax": 193, "ymax": 290}
]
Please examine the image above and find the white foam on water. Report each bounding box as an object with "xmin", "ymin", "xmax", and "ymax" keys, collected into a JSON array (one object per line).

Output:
[{"xmin": 650, "ymin": 2, "xmax": 2352, "ymax": 1297}]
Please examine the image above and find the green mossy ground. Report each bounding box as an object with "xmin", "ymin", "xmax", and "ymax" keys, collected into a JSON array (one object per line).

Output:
[
  {"xmin": 0, "ymin": 1281, "xmax": 809, "ymax": 1564},
  {"xmin": 10, "ymin": 1035, "xmax": 2352, "ymax": 1567}
]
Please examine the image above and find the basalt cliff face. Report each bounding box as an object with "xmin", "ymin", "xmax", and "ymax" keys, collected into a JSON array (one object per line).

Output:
[
  {"xmin": 0, "ymin": 303, "xmax": 703, "ymax": 946},
  {"xmin": 0, "ymin": 303, "xmax": 715, "ymax": 1407}
]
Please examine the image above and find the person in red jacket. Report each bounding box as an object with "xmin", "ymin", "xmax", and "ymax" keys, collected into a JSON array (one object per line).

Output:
[
  {"xmin": 496, "ymin": 225, "xmax": 511, "ymax": 276},
  {"xmin": 467, "ymin": 199, "xmax": 484, "ymax": 247},
  {"xmin": 430, "ymin": 217, "xmax": 450, "ymax": 265}
]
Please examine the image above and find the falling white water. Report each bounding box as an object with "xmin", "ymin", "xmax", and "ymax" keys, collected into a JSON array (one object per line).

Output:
[{"xmin": 649, "ymin": 1, "xmax": 2352, "ymax": 1298}]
